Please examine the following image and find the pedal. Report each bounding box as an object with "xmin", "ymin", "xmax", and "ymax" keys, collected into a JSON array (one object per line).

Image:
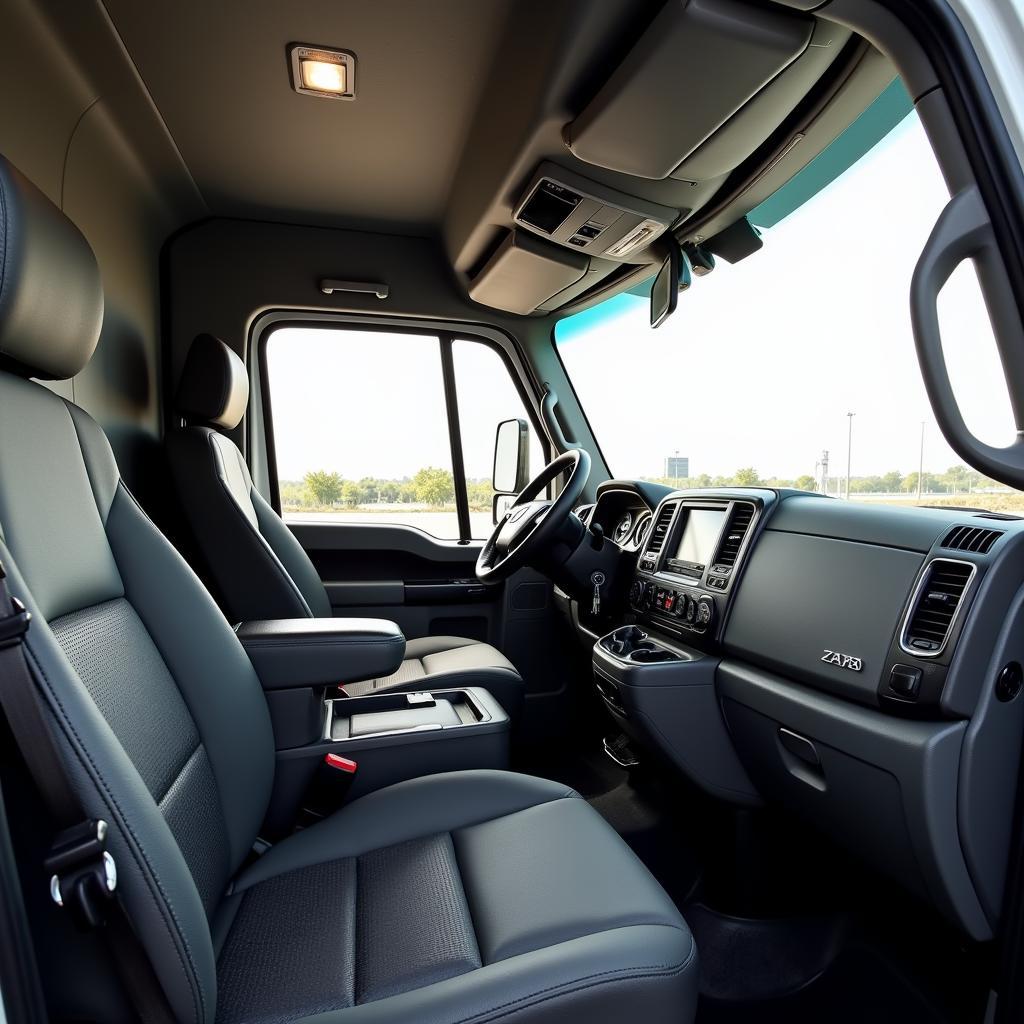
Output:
[{"xmin": 603, "ymin": 734, "xmax": 639, "ymax": 769}]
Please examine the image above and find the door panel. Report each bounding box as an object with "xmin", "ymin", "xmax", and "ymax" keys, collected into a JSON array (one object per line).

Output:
[{"xmin": 291, "ymin": 522, "xmax": 573, "ymax": 708}]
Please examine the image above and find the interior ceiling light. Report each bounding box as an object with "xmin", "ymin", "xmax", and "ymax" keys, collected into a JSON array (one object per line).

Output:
[{"xmin": 288, "ymin": 44, "xmax": 356, "ymax": 100}]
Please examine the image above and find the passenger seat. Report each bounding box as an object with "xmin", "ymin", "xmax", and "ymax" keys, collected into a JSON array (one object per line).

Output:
[
  {"xmin": 165, "ymin": 333, "xmax": 525, "ymax": 720},
  {"xmin": 0, "ymin": 153, "xmax": 697, "ymax": 1023}
]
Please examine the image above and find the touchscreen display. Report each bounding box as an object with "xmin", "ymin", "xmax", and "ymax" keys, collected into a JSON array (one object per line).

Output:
[{"xmin": 673, "ymin": 509, "xmax": 725, "ymax": 568}]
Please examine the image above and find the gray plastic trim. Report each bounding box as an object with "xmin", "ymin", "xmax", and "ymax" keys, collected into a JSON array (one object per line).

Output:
[
  {"xmin": 593, "ymin": 632, "xmax": 761, "ymax": 805},
  {"xmin": 718, "ymin": 659, "xmax": 991, "ymax": 940}
]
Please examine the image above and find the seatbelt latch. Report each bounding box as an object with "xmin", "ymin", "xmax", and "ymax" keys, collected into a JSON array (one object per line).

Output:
[{"xmin": 45, "ymin": 818, "xmax": 118, "ymax": 929}]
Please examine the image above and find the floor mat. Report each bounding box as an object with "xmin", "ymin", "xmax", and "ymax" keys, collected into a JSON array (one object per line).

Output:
[{"xmin": 696, "ymin": 944, "xmax": 974, "ymax": 1024}]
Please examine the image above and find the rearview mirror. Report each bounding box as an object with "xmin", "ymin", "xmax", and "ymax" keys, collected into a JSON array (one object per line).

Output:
[
  {"xmin": 493, "ymin": 418, "xmax": 529, "ymax": 494},
  {"xmin": 650, "ymin": 239, "xmax": 682, "ymax": 328}
]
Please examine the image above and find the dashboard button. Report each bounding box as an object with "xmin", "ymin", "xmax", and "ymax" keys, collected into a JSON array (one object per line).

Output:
[
  {"xmin": 889, "ymin": 664, "xmax": 921, "ymax": 699},
  {"xmin": 695, "ymin": 596, "xmax": 714, "ymax": 629}
]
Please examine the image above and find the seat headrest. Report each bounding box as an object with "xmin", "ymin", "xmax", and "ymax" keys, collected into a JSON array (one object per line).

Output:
[
  {"xmin": 176, "ymin": 333, "xmax": 249, "ymax": 430},
  {"xmin": 0, "ymin": 156, "xmax": 104, "ymax": 380}
]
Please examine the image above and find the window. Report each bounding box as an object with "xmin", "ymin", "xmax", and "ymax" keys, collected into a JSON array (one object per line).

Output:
[
  {"xmin": 265, "ymin": 326, "xmax": 542, "ymax": 538},
  {"xmin": 452, "ymin": 339, "xmax": 546, "ymax": 537},
  {"xmin": 555, "ymin": 81, "xmax": 1022, "ymax": 513}
]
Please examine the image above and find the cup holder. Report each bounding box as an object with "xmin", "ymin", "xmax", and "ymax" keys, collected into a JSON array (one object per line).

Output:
[
  {"xmin": 628, "ymin": 647, "xmax": 680, "ymax": 664},
  {"xmin": 600, "ymin": 626, "xmax": 681, "ymax": 664}
]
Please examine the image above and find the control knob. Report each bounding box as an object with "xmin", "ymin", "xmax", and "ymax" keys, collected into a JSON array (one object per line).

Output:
[{"xmin": 695, "ymin": 596, "xmax": 714, "ymax": 630}]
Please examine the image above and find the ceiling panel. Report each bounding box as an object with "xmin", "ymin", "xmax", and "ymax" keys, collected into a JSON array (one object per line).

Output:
[{"xmin": 101, "ymin": 0, "xmax": 514, "ymax": 233}]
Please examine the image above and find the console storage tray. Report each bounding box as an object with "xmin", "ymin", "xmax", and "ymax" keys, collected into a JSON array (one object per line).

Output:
[{"xmin": 266, "ymin": 687, "xmax": 510, "ymax": 829}]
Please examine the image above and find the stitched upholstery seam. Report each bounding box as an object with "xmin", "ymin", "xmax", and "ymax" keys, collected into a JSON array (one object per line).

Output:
[
  {"xmin": 243, "ymin": 636, "xmax": 404, "ymax": 649},
  {"xmin": 24, "ymin": 642, "xmax": 205, "ymax": 1022},
  {"xmin": 63, "ymin": 402, "xmax": 116, "ymax": 522},
  {"xmin": 155, "ymin": 742, "xmax": 204, "ymax": 807},
  {"xmin": 231, "ymin": 791, "xmax": 582, "ymax": 895},
  {"xmin": 451, "ymin": 938, "xmax": 696, "ymax": 1024}
]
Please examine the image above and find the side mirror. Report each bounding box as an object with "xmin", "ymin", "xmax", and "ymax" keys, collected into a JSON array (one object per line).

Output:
[
  {"xmin": 493, "ymin": 418, "xmax": 529, "ymax": 494},
  {"xmin": 650, "ymin": 238, "xmax": 683, "ymax": 328}
]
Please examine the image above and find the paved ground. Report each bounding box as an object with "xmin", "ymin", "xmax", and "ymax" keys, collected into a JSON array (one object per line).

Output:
[{"xmin": 285, "ymin": 509, "xmax": 494, "ymax": 538}]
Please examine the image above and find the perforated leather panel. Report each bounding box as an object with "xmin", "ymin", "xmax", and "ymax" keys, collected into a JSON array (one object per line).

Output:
[
  {"xmin": 51, "ymin": 597, "xmax": 230, "ymax": 912},
  {"xmin": 356, "ymin": 833, "xmax": 480, "ymax": 1002},
  {"xmin": 217, "ymin": 833, "xmax": 480, "ymax": 1021},
  {"xmin": 217, "ymin": 859, "xmax": 357, "ymax": 1024}
]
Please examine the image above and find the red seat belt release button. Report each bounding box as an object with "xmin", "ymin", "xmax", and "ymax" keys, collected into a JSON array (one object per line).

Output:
[{"xmin": 324, "ymin": 752, "xmax": 358, "ymax": 774}]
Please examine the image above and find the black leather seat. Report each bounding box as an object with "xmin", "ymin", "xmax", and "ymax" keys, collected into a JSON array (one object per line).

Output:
[
  {"xmin": 165, "ymin": 333, "xmax": 524, "ymax": 720},
  {"xmin": 0, "ymin": 155, "xmax": 698, "ymax": 1023}
]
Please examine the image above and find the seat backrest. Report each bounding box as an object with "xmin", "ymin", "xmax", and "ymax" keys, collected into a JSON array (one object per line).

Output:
[
  {"xmin": 0, "ymin": 155, "xmax": 274, "ymax": 1024},
  {"xmin": 167, "ymin": 333, "xmax": 331, "ymax": 621}
]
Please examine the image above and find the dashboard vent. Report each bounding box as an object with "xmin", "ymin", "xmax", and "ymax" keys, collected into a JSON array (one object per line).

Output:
[
  {"xmin": 941, "ymin": 524, "xmax": 1002, "ymax": 554},
  {"xmin": 646, "ymin": 502, "xmax": 676, "ymax": 556},
  {"xmin": 902, "ymin": 559, "xmax": 976, "ymax": 656},
  {"xmin": 713, "ymin": 503, "xmax": 756, "ymax": 571}
]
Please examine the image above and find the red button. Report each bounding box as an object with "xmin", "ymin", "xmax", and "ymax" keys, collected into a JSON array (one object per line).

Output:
[{"xmin": 324, "ymin": 753, "xmax": 358, "ymax": 774}]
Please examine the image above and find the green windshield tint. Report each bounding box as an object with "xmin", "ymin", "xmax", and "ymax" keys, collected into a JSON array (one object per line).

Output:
[{"xmin": 748, "ymin": 78, "xmax": 913, "ymax": 229}]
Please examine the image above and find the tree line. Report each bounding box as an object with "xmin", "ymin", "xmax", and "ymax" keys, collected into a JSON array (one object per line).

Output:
[
  {"xmin": 283, "ymin": 468, "xmax": 494, "ymax": 510},
  {"xmin": 284, "ymin": 464, "xmax": 1010, "ymax": 513},
  {"xmin": 648, "ymin": 465, "xmax": 1008, "ymax": 494}
]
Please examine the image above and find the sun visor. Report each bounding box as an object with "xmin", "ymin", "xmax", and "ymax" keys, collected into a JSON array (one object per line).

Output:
[
  {"xmin": 564, "ymin": 0, "xmax": 813, "ymax": 180},
  {"xmin": 469, "ymin": 230, "xmax": 588, "ymax": 314}
]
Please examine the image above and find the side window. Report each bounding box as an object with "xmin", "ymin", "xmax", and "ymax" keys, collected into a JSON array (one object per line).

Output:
[
  {"xmin": 264, "ymin": 326, "xmax": 544, "ymax": 539},
  {"xmin": 451, "ymin": 339, "xmax": 546, "ymax": 538},
  {"xmin": 265, "ymin": 326, "xmax": 460, "ymax": 538}
]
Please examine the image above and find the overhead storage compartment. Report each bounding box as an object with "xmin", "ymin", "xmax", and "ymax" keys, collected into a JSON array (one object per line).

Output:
[{"xmin": 564, "ymin": 0, "xmax": 814, "ymax": 180}]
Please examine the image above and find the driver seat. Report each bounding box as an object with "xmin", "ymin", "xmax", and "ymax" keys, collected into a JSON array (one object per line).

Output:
[{"xmin": 165, "ymin": 334, "xmax": 524, "ymax": 720}]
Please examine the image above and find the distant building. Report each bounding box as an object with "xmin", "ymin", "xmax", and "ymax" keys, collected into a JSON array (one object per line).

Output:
[{"xmin": 665, "ymin": 456, "xmax": 689, "ymax": 480}]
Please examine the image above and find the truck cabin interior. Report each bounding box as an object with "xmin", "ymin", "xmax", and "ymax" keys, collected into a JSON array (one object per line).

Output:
[{"xmin": 1, "ymin": 1, "xmax": 1024, "ymax": 1022}]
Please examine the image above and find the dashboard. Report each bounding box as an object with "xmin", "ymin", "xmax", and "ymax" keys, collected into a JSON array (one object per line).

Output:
[{"xmin": 565, "ymin": 479, "xmax": 1024, "ymax": 945}]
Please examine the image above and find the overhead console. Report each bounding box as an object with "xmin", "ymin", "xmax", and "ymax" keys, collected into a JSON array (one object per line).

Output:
[
  {"xmin": 564, "ymin": 0, "xmax": 817, "ymax": 181},
  {"xmin": 470, "ymin": 162, "xmax": 678, "ymax": 314},
  {"xmin": 512, "ymin": 163, "xmax": 678, "ymax": 262}
]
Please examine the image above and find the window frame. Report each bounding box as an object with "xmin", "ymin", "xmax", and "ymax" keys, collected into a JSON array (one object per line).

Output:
[{"xmin": 255, "ymin": 313, "xmax": 549, "ymax": 543}]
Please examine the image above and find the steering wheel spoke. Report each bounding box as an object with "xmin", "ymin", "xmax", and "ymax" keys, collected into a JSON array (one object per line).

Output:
[{"xmin": 475, "ymin": 450, "xmax": 590, "ymax": 584}]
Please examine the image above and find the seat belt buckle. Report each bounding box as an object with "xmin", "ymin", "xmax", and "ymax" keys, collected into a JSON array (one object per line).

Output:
[
  {"xmin": 45, "ymin": 818, "xmax": 118, "ymax": 930},
  {"xmin": 0, "ymin": 595, "xmax": 31, "ymax": 651}
]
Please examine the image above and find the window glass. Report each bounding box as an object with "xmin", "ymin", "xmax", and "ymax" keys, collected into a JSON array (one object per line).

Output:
[
  {"xmin": 266, "ymin": 327, "xmax": 460, "ymax": 538},
  {"xmin": 452, "ymin": 340, "xmax": 546, "ymax": 537},
  {"xmin": 555, "ymin": 86, "xmax": 1022, "ymax": 513}
]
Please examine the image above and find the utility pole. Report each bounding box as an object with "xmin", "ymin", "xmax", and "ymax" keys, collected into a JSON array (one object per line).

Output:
[
  {"xmin": 845, "ymin": 412, "xmax": 855, "ymax": 500},
  {"xmin": 917, "ymin": 421, "xmax": 924, "ymax": 502},
  {"xmin": 820, "ymin": 450, "xmax": 829, "ymax": 495}
]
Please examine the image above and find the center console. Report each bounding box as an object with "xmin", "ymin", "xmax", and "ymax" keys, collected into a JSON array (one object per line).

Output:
[
  {"xmin": 629, "ymin": 495, "xmax": 765, "ymax": 645},
  {"xmin": 592, "ymin": 624, "xmax": 759, "ymax": 805},
  {"xmin": 236, "ymin": 618, "xmax": 510, "ymax": 835}
]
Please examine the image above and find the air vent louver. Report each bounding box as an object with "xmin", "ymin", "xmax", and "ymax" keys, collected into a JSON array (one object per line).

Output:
[
  {"xmin": 941, "ymin": 524, "xmax": 1002, "ymax": 554},
  {"xmin": 646, "ymin": 502, "xmax": 676, "ymax": 556},
  {"xmin": 903, "ymin": 560, "xmax": 975, "ymax": 656},
  {"xmin": 713, "ymin": 503, "xmax": 755, "ymax": 571}
]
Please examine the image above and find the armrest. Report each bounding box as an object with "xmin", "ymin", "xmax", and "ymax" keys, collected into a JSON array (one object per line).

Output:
[{"xmin": 236, "ymin": 618, "xmax": 406, "ymax": 690}]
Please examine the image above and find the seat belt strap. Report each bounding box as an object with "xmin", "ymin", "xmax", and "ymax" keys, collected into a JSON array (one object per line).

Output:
[{"xmin": 0, "ymin": 558, "xmax": 176, "ymax": 1023}]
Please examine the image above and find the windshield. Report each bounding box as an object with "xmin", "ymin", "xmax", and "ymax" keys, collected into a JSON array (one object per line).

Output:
[{"xmin": 555, "ymin": 82, "xmax": 1023, "ymax": 514}]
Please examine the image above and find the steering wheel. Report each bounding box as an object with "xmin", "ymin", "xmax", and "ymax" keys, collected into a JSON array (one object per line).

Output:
[{"xmin": 476, "ymin": 449, "xmax": 591, "ymax": 584}]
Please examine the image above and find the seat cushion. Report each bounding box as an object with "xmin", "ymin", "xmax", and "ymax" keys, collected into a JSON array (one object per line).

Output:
[
  {"xmin": 345, "ymin": 637, "xmax": 525, "ymax": 721},
  {"xmin": 214, "ymin": 771, "xmax": 697, "ymax": 1024}
]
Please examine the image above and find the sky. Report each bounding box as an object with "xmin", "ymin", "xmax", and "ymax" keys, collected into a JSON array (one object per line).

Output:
[
  {"xmin": 266, "ymin": 331, "xmax": 543, "ymax": 481},
  {"xmin": 266, "ymin": 108, "xmax": 1016, "ymax": 489},
  {"xmin": 557, "ymin": 112, "xmax": 1017, "ymax": 484}
]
